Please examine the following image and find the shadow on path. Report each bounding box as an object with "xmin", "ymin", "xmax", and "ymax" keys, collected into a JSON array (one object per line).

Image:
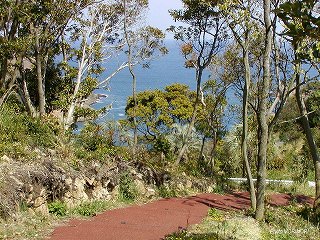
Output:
[{"xmin": 49, "ymin": 192, "xmax": 314, "ymax": 240}]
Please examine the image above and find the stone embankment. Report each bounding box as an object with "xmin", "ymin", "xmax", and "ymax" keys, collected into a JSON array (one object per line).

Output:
[{"xmin": 0, "ymin": 155, "xmax": 213, "ymax": 218}]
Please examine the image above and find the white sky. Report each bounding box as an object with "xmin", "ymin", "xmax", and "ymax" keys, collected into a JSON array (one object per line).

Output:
[{"xmin": 147, "ymin": 0, "xmax": 184, "ymax": 38}]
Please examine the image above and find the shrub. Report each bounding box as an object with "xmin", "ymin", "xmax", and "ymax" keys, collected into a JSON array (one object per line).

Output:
[
  {"xmin": 119, "ymin": 172, "xmax": 138, "ymax": 202},
  {"xmin": 157, "ymin": 185, "xmax": 177, "ymax": 198},
  {"xmin": 48, "ymin": 201, "xmax": 67, "ymax": 216},
  {"xmin": 0, "ymin": 104, "xmax": 58, "ymax": 160},
  {"xmin": 72, "ymin": 201, "xmax": 110, "ymax": 217}
]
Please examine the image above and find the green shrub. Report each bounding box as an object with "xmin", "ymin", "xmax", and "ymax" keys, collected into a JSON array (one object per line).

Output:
[
  {"xmin": 72, "ymin": 201, "xmax": 110, "ymax": 217},
  {"xmin": 0, "ymin": 104, "xmax": 58, "ymax": 160},
  {"xmin": 119, "ymin": 172, "xmax": 137, "ymax": 202},
  {"xmin": 48, "ymin": 201, "xmax": 67, "ymax": 216},
  {"xmin": 165, "ymin": 229, "xmax": 221, "ymax": 240},
  {"xmin": 74, "ymin": 122, "xmax": 117, "ymax": 163},
  {"xmin": 157, "ymin": 185, "xmax": 177, "ymax": 198},
  {"xmin": 207, "ymin": 208, "xmax": 224, "ymax": 221},
  {"xmin": 76, "ymin": 122, "xmax": 112, "ymax": 151}
]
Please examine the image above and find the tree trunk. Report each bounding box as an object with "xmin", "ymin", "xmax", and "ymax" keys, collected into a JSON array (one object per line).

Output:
[
  {"xmin": 20, "ymin": 63, "xmax": 37, "ymax": 117},
  {"xmin": 242, "ymin": 48, "xmax": 256, "ymax": 211},
  {"xmin": 294, "ymin": 58, "xmax": 320, "ymax": 215},
  {"xmin": 198, "ymin": 136, "xmax": 206, "ymax": 163},
  {"xmin": 123, "ymin": 0, "xmax": 138, "ymax": 157},
  {"xmin": 255, "ymin": 0, "xmax": 272, "ymax": 221},
  {"xmin": 35, "ymin": 31, "xmax": 46, "ymax": 116},
  {"xmin": 209, "ymin": 131, "xmax": 217, "ymax": 174},
  {"xmin": 0, "ymin": 57, "xmax": 21, "ymax": 108},
  {"xmin": 175, "ymin": 68, "xmax": 203, "ymax": 165}
]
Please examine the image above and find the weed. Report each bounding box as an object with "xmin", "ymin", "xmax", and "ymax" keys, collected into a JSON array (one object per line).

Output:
[
  {"xmin": 157, "ymin": 185, "xmax": 177, "ymax": 198},
  {"xmin": 207, "ymin": 208, "xmax": 224, "ymax": 221},
  {"xmin": 261, "ymin": 206, "xmax": 320, "ymax": 240},
  {"xmin": 48, "ymin": 201, "xmax": 67, "ymax": 216},
  {"xmin": 71, "ymin": 200, "xmax": 113, "ymax": 217}
]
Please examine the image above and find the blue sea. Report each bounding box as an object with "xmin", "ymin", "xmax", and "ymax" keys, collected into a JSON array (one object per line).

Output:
[{"xmin": 93, "ymin": 39, "xmax": 238, "ymax": 126}]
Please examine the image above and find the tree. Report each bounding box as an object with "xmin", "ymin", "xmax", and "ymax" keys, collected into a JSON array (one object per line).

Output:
[
  {"xmin": 0, "ymin": 0, "xmax": 22, "ymax": 108},
  {"xmin": 0, "ymin": 0, "xmax": 93, "ymax": 116},
  {"xmin": 219, "ymin": 0, "xmax": 261, "ymax": 211},
  {"xmin": 276, "ymin": 0, "xmax": 320, "ymax": 215},
  {"xmin": 59, "ymin": 1, "xmax": 126, "ymax": 129},
  {"xmin": 122, "ymin": 0, "xmax": 167, "ymax": 154},
  {"xmin": 124, "ymin": 83, "xmax": 195, "ymax": 146},
  {"xmin": 24, "ymin": 0, "xmax": 93, "ymax": 116},
  {"xmin": 169, "ymin": 0, "xmax": 227, "ymax": 165}
]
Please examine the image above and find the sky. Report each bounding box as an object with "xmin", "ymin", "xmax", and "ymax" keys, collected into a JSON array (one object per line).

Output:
[{"xmin": 147, "ymin": 0, "xmax": 184, "ymax": 38}]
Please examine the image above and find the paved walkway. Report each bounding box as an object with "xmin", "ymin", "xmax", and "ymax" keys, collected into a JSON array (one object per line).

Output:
[{"xmin": 49, "ymin": 192, "xmax": 313, "ymax": 240}]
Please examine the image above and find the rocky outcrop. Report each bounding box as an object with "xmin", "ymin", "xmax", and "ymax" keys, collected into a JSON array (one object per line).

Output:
[{"xmin": 0, "ymin": 156, "xmax": 215, "ymax": 219}]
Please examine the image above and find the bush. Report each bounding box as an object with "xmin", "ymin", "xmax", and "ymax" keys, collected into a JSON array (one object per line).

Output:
[
  {"xmin": 157, "ymin": 185, "xmax": 177, "ymax": 198},
  {"xmin": 119, "ymin": 172, "xmax": 138, "ymax": 202},
  {"xmin": 48, "ymin": 201, "xmax": 67, "ymax": 216},
  {"xmin": 72, "ymin": 201, "xmax": 110, "ymax": 217},
  {"xmin": 74, "ymin": 122, "xmax": 116, "ymax": 163},
  {"xmin": 0, "ymin": 104, "xmax": 58, "ymax": 160}
]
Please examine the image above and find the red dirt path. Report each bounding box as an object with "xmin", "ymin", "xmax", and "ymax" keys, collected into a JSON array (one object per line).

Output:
[{"xmin": 48, "ymin": 192, "xmax": 313, "ymax": 240}]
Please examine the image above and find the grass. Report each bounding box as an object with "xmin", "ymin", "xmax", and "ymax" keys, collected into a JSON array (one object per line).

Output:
[
  {"xmin": 0, "ymin": 211, "xmax": 57, "ymax": 240},
  {"xmin": 166, "ymin": 209, "xmax": 260, "ymax": 240},
  {"xmin": 165, "ymin": 203, "xmax": 320, "ymax": 240},
  {"xmin": 261, "ymin": 205, "xmax": 320, "ymax": 240},
  {"xmin": 0, "ymin": 199, "xmax": 128, "ymax": 239},
  {"xmin": 266, "ymin": 181, "xmax": 315, "ymax": 197}
]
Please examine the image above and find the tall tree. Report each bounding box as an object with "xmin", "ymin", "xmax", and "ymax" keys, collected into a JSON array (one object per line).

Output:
[
  {"xmin": 122, "ymin": 0, "xmax": 167, "ymax": 155},
  {"xmin": 0, "ymin": 0, "xmax": 93, "ymax": 115},
  {"xmin": 61, "ymin": 1, "xmax": 125, "ymax": 129},
  {"xmin": 219, "ymin": 0, "xmax": 260, "ymax": 211},
  {"xmin": 169, "ymin": 0, "xmax": 227, "ymax": 165},
  {"xmin": 277, "ymin": 0, "xmax": 320, "ymax": 215},
  {"xmin": 25, "ymin": 0, "xmax": 92, "ymax": 116}
]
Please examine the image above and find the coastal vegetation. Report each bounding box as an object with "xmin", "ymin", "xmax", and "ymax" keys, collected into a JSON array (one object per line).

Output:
[{"xmin": 0, "ymin": 0, "xmax": 320, "ymax": 239}]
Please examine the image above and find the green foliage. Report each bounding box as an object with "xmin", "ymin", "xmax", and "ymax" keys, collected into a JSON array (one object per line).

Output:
[
  {"xmin": 74, "ymin": 122, "xmax": 116, "ymax": 162},
  {"xmin": 119, "ymin": 171, "xmax": 138, "ymax": 202},
  {"xmin": 207, "ymin": 208, "xmax": 223, "ymax": 221},
  {"xmin": 48, "ymin": 201, "xmax": 67, "ymax": 216},
  {"xmin": 165, "ymin": 230, "xmax": 221, "ymax": 240},
  {"xmin": 154, "ymin": 135, "xmax": 172, "ymax": 156},
  {"xmin": 305, "ymin": 82, "xmax": 320, "ymax": 128},
  {"xmin": 71, "ymin": 200, "xmax": 111, "ymax": 217},
  {"xmin": 124, "ymin": 83, "xmax": 195, "ymax": 147},
  {"xmin": 0, "ymin": 104, "xmax": 58, "ymax": 159},
  {"xmin": 262, "ymin": 206, "xmax": 320, "ymax": 240},
  {"xmin": 157, "ymin": 185, "xmax": 177, "ymax": 198},
  {"xmin": 276, "ymin": 0, "xmax": 320, "ymax": 60}
]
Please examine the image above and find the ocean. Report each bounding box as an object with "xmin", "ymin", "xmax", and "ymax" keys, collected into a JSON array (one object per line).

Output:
[{"xmin": 93, "ymin": 39, "xmax": 238, "ymax": 126}]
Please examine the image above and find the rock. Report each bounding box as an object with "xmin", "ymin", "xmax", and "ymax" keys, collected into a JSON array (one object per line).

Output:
[
  {"xmin": 207, "ymin": 185, "xmax": 214, "ymax": 193},
  {"xmin": 9, "ymin": 175, "xmax": 23, "ymax": 187},
  {"xmin": 33, "ymin": 196, "xmax": 49, "ymax": 215},
  {"xmin": 33, "ymin": 188, "xmax": 49, "ymax": 215},
  {"xmin": 136, "ymin": 173, "xmax": 144, "ymax": 180},
  {"xmin": 91, "ymin": 181, "xmax": 111, "ymax": 200},
  {"xmin": 47, "ymin": 148, "xmax": 57, "ymax": 156},
  {"xmin": 85, "ymin": 176, "xmax": 95, "ymax": 186},
  {"xmin": 134, "ymin": 179, "xmax": 146, "ymax": 195},
  {"xmin": 73, "ymin": 178, "xmax": 88, "ymax": 200},
  {"xmin": 177, "ymin": 183, "xmax": 184, "ymax": 191},
  {"xmin": 111, "ymin": 185, "xmax": 120, "ymax": 199},
  {"xmin": 63, "ymin": 177, "xmax": 89, "ymax": 205},
  {"xmin": 146, "ymin": 187, "xmax": 156, "ymax": 198},
  {"xmin": 130, "ymin": 168, "xmax": 137, "ymax": 175},
  {"xmin": 1, "ymin": 155, "xmax": 11, "ymax": 162},
  {"xmin": 186, "ymin": 179, "xmax": 192, "ymax": 189}
]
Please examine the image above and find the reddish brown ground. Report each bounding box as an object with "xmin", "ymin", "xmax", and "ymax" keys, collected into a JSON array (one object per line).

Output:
[{"xmin": 48, "ymin": 192, "xmax": 313, "ymax": 240}]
